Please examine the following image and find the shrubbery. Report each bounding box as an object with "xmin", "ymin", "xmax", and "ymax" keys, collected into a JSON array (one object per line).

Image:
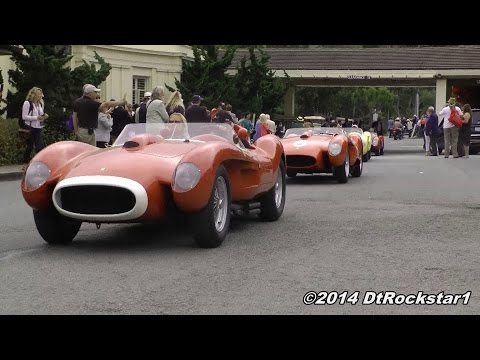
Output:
[
  {"xmin": 0, "ymin": 116, "xmax": 75, "ymax": 165},
  {"xmin": 0, "ymin": 117, "xmax": 24, "ymax": 165}
]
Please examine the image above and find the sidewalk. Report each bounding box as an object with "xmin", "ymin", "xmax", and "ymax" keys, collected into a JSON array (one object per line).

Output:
[{"xmin": 0, "ymin": 164, "xmax": 24, "ymax": 181}]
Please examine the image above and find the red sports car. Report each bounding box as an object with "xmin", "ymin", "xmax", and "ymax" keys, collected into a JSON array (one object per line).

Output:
[
  {"xmin": 281, "ymin": 127, "xmax": 363, "ymax": 183},
  {"xmin": 21, "ymin": 123, "xmax": 286, "ymax": 248}
]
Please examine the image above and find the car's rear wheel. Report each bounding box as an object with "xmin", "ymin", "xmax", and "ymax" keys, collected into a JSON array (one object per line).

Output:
[
  {"xmin": 334, "ymin": 155, "xmax": 349, "ymax": 183},
  {"xmin": 260, "ymin": 160, "xmax": 286, "ymax": 221},
  {"xmin": 33, "ymin": 207, "xmax": 82, "ymax": 244},
  {"xmin": 190, "ymin": 165, "xmax": 231, "ymax": 248}
]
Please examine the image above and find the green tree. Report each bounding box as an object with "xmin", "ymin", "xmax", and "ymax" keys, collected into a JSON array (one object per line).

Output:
[
  {"xmin": 233, "ymin": 46, "xmax": 291, "ymax": 115},
  {"xmin": 296, "ymin": 86, "xmax": 396, "ymax": 126},
  {"xmin": 350, "ymin": 87, "xmax": 396, "ymax": 126},
  {"xmin": 71, "ymin": 51, "xmax": 112, "ymax": 95},
  {"xmin": 167, "ymin": 45, "xmax": 237, "ymax": 110},
  {"xmin": 296, "ymin": 87, "xmax": 341, "ymax": 117}
]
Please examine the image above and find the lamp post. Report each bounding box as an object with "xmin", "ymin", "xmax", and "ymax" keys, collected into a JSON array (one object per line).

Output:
[{"xmin": 415, "ymin": 89, "xmax": 420, "ymax": 118}]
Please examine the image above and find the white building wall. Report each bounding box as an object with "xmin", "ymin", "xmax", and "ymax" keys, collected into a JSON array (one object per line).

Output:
[
  {"xmin": 1, "ymin": 45, "xmax": 192, "ymax": 112},
  {"xmin": 70, "ymin": 45, "xmax": 192, "ymax": 103},
  {"xmin": 0, "ymin": 56, "xmax": 15, "ymax": 102}
]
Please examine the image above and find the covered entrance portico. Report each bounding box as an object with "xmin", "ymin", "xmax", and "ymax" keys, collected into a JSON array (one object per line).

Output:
[
  {"xmin": 230, "ymin": 46, "xmax": 480, "ymax": 117},
  {"xmin": 281, "ymin": 71, "xmax": 480, "ymax": 117}
]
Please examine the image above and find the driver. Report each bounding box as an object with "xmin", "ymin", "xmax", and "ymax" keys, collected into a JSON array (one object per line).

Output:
[{"xmin": 168, "ymin": 113, "xmax": 189, "ymax": 139}]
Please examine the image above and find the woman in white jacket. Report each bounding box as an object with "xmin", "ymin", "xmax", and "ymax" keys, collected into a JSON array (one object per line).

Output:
[{"xmin": 22, "ymin": 87, "xmax": 49, "ymax": 164}]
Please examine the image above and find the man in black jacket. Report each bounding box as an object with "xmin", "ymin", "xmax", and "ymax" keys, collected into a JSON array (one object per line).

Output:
[
  {"xmin": 73, "ymin": 84, "xmax": 127, "ymax": 146},
  {"xmin": 185, "ymin": 95, "xmax": 209, "ymax": 123}
]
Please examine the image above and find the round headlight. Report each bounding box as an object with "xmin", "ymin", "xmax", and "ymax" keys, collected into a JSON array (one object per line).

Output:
[
  {"xmin": 328, "ymin": 143, "xmax": 342, "ymax": 156},
  {"xmin": 173, "ymin": 163, "xmax": 201, "ymax": 192},
  {"xmin": 25, "ymin": 161, "xmax": 51, "ymax": 191}
]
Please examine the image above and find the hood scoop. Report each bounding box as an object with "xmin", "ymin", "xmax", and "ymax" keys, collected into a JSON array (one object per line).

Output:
[
  {"xmin": 122, "ymin": 134, "xmax": 162, "ymax": 150},
  {"xmin": 123, "ymin": 141, "xmax": 140, "ymax": 149}
]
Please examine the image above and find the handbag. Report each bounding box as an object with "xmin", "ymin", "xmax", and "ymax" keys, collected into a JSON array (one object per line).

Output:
[
  {"xmin": 18, "ymin": 127, "xmax": 31, "ymax": 141},
  {"xmin": 449, "ymin": 110, "xmax": 463, "ymax": 128}
]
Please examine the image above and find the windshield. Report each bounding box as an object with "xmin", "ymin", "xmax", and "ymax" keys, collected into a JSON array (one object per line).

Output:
[
  {"xmin": 343, "ymin": 128, "xmax": 364, "ymax": 135},
  {"xmin": 284, "ymin": 127, "xmax": 345, "ymax": 138},
  {"xmin": 113, "ymin": 122, "xmax": 241, "ymax": 147}
]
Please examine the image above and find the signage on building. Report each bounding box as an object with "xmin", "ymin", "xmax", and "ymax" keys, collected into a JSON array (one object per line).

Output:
[{"xmin": 347, "ymin": 75, "xmax": 372, "ymax": 80}]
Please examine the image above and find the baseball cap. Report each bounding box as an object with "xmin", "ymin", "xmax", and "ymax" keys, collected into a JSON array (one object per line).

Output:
[
  {"xmin": 144, "ymin": 92, "xmax": 152, "ymax": 97},
  {"xmin": 192, "ymin": 95, "xmax": 204, "ymax": 102},
  {"xmin": 84, "ymin": 84, "xmax": 101, "ymax": 94}
]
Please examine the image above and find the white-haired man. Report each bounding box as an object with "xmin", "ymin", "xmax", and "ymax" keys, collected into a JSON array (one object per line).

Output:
[{"xmin": 146, "ymin": 86, "xmax": 169, "ymax": 125}]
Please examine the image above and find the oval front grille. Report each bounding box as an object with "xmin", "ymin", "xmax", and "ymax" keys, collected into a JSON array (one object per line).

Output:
[
  {"xmin": 286, "ymin": 155, "xmax": 316, "ymax": 167},
  {"xmin": 60, "ymin": 185, "xmax": 136, "ymax": 215}
]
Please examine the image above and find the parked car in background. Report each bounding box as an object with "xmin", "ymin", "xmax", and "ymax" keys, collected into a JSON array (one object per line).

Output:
[{"xmin": 468, "ymin": 109, "xmax": 480, "ymax": 154}]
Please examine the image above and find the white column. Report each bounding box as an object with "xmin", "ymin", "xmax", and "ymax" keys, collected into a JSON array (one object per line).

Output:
[
  {"xmin": 435, "ymin": 78, "xmax": 447, "ymax": 117},
  {"xmin": 283, "ymin": 86, "xmax": 296, "ymax": 116}
]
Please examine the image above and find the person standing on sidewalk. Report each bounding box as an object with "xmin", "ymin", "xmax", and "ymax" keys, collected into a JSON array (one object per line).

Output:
[
  {"xmin": 439, "ymin": 97, "xmax": 463, "ymax": 158},
  {"xmin": 425, "ymin": 106, "xmax": 440, "ymax": 156},
  {"xmin": 73, "ymin": 84, "xmax": 127, "ymax": 146},
  {"xmin": 22, "ymin": 87, "xmax": 48, "ymax": 166},
  {"xmin": 459, "ymin": 104, "xmax": 472, "ymax": 158}
]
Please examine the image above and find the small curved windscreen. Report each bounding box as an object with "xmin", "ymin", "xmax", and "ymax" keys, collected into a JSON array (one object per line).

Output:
[
  {"xmin": 283, "ymin": 127, "xmax": 345, "ymax": 138},
  {"xmin": 113, "ymin": 122, "xmax": 239, "ymax": 146},
  {"xmin": 343, "ymin": 128, "xmax": 364, "ymax": 135}
]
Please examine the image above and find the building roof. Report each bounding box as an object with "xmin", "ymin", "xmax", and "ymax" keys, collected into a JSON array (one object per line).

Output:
[{"xmin": 228, "ymin": 46, "xmax": 480, "ymax": 70}]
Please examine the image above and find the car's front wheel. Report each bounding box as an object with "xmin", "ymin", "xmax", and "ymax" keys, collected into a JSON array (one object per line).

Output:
[
  {"xmin": 190, "ymin": 165, "xmax": 231, "ymax": 248},
  {"xmin": 33, "ymin": 207, "xmax": 82, "ymax": 244},
  {"xmin": 334, "ymin": 155, "xmax": 349, "ymax": 183},
  {"xmin": 260, "ymin": 160, "xmax": 286, "ymax": 221}
]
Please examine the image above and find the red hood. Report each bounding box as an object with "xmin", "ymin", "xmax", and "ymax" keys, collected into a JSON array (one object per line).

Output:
[
  {"xmin": 281, "ymin": 134, "xmax": 333, "ymax": 155},
  {"xmin": 59, "ymin": 140, "xmax": 202, "ymax": 185}
]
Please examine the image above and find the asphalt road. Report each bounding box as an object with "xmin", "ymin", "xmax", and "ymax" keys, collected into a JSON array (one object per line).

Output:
[{"xmin": 1, "ymin": 137, "xmax": 480, "ymax": 314}]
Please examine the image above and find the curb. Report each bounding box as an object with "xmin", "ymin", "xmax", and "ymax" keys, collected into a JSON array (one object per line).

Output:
[{"xmin": 0, "ymin": 171, "xmax": 23, "ymax": 181}]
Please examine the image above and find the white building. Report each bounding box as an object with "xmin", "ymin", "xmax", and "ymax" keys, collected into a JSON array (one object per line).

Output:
[{"xmin": 0, "ymin": 45, "xmax": 193, "ymax": 108}]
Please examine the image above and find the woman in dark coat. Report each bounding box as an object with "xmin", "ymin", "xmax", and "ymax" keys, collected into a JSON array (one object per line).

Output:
[{"xmin": 460, "ymin": 104, "xmax": 472, "ymax": 158}]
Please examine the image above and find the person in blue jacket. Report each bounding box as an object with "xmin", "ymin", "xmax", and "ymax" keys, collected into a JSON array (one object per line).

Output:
[{"xmin": 425, "ymin": 106, "xmax": 441, "ymax": 156}]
